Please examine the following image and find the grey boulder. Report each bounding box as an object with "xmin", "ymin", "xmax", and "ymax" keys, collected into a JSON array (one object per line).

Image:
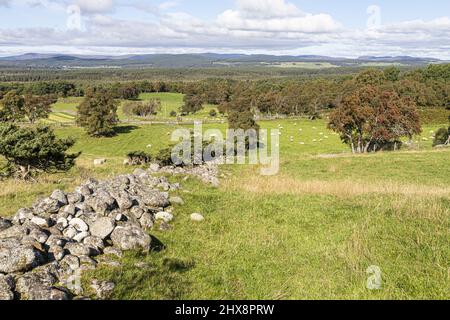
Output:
[
  {"xmin": 90, "ymin": 217, "xmax": 116, "ymax": 240},
  {"xmin": 0, "ymin": 274, "xmax": 15, "ymax": 300},
  {"xmin": 110, "ymin": 225, "xmax": 151, "ymax": 252},
  {"xmin": 0, "ymin": 237, "xmax": 45, "ymax": 273}
]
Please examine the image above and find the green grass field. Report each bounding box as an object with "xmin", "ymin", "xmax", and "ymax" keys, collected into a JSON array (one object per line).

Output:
[
  {"xmin": 268, "ymin": 62, "xmax": 340, "ymax": 69},
  {"xmin": 0, "ymin": 116, "xmax": 448, "ymax": 299},
  {"xmin": 50, "ymin": 93, "xmax": 222, "ymax": 123}
]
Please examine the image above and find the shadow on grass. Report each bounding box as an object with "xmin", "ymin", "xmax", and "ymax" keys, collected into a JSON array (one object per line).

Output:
[
  {"xmin": 113, "ymin": 125, "xmax": 139, "ymax": 134},
  {"xmin": 150, "ymin": 235, "xmax": 166, "ymax": 252},
  {"xmin": 86, "ymin": 251, "xmax": 195, "ymax": 300}
]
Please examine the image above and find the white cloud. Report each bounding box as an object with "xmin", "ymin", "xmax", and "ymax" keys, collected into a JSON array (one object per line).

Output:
[
  {"xmin": 0, "ymin": 0, "xmax": 448, "ymax": 59},
  {"xmin": 218, "ymin": 11, "xmax": 340, "ymax": 33},
  {"xmin": 235, "ymin": 0, "xmax": 302, "ymax": 18},
  {"xmin": 217, "ymin": 0, "xmax": 341, "ymax": 33},
  {"xmin": 74, "ymin": 0, "xmax": 115, "ymax": 14},
  {"xmin": 158, "ymin": 1, "xmax": 179, "ymax": 11}
]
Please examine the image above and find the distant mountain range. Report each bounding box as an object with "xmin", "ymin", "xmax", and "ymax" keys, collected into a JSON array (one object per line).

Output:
[{"xmin": 0, "ymin": 53, "xmax": 446, "ymax": 69}]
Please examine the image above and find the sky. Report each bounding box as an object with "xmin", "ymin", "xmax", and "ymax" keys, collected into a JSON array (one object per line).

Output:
[{"xmin": 0, "ymin": 0, "xmax": 449, "ymax": 58}]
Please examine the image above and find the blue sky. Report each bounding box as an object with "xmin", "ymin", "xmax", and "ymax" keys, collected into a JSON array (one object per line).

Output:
[{"xmin": 0, "ymin": 0, "xmax": 449, "ymax": 58}]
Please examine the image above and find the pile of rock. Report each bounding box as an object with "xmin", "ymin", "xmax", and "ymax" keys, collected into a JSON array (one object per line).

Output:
[
  {"xmin": 0, "ymin": 165, "xmax": 200, "ymax": 300},
  {"xmin": 157, "ymin": 161, "xmax": 220, "ymax": 187}
]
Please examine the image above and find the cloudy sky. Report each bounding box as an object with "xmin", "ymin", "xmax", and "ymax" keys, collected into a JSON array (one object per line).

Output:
[{"xmin": 0, "ymin": 0, "xmax": 449, "ymax": 58}]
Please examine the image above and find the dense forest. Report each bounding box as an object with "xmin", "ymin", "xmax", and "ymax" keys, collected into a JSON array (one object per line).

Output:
[
  {"xmin": 0, "ymin": 64, "xmax": 448, "ymax": 119},
  {"xmin": 0, "ymin": 64, "xmax": 423, "ymax": 82}
]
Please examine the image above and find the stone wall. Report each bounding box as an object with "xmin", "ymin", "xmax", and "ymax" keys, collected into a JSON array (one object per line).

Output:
[{"xmin": 0, "ymin": 163, "xmax": 218, "ymax": 300}]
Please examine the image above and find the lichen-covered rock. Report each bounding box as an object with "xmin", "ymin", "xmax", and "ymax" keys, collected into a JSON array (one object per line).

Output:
[
  {"xmin": 63, "ymin": 204, "xmax": 77, "ymax": 216},
  {"xmin": 0, "ymin": 225, "xmax": 24, "ymax": 240},
  {"xmin": 141, "ymin": 190, "xmax": 170, "ymax": 208},
  {"xmin": 50, "ymin": 189, "xmax": 68, "ymax": 206},
  {"xmin": 30, "ymin": 216, "xmax": 51, "ymax": 228},
  {"xmin": 103, "ymin": 246, "xmax": 123, "ymax": 258},
  {"xmin": 79, "ymin": 255, "xmax": 97, "ymax": 271},
  {"xmin": 48, "ymin": 245, "xmax": 65, "ymax": 261},
  {"xmin": 116, "ymin": 193, "xmax": 134, "ymax": 211},
  {"xmin": 83, "ymin": 236, "xmax": 105, "ymax": 252},
  {"xmin": 0, "ymin": 218, "xmax": 12, "ymax": 232},
  {"xmin": 0, "ymin": 237, "xmax": 45, "ymax": 273},
  {"xmin": 63, "ymin": 225, "xmax": 77, "ymax": 239},
  {"xmin": 65, "ymin": 242, "xmax": 97, "ymax": 257},
  {"xmin": 12, "ymin": 208, "xmax": 34, "ymax": 225},
  {"xmin": 15, "ymin": 268, "xmax": 70, "ymax": 300},
  {"xmin": 155, "ymin": 212, "xmax": 174, "ymax": 223},
  {"xmin": 60, "ymin": 254, "xmax": 80, "ymax": 271},
  {"xmin": 129, "ymin": 206, "xmax": 145, "ymax": 219},
  {"xmin": 29, "ymin": 228, "xmax": 49, "ymax": 244},
  {"xmin": 75, "ymin": 185, "xmax": 92, "ymax": 197},
  {"xmin": 46, "ymin": 235, "xmax": 69, "ymax": 248},
  {"xmin": 90, "ymin": 217, "xmax": 116, "ymax": 240},
  {"xmin": 73, "ymin": 231, "xmax": 90, "ymax": 242},
  {"xmin": 0, "ymin": 274, "xmax": 15, "ymax": 300},
  {"xmin": 69, "ymin": 218, "xmax": 89, "ymax": 232},
  {"xmin": 67, "ymin": 192, "xmax": 83, "ymax": 204},
  {"xmin": 148, "ymin": 163, "xmax": 160, "ymax": 172},
  {"xmin": 169, "ymin": 196, "xmax": 184, "ymax": 205},
  {"xmin": 110, "ymin": 225, "xmax": 151, "ymax": 252},
  {"xmin": 91, "ymin": 280, "xmax": 115, "ymax": 300},
  {"xmin": 33, "ymin": 197, "xmax": 61, "ymax": 215},
  {"xmin": 139, "ymin": 212, "xmax": 154, "ymax": 229}
]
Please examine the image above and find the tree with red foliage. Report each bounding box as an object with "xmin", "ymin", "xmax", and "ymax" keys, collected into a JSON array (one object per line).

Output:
[{"xmin": 328, "ymin": 85, "xmax": 421, "ymax": 153}]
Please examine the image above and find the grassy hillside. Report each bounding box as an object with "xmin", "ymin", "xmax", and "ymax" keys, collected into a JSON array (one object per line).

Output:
[{"xmin": 0, "ymin": 118, "xmax": 448, "ymax": 299}]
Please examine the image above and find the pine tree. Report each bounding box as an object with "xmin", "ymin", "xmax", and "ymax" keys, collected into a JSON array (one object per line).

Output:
[{"xmin": 0, "ymin": 124, "xmax": 79, "ymax": 180}]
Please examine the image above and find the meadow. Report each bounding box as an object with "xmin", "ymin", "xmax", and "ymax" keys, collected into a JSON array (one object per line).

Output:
[
  {"xmin": 0, "ymin": 107, "xmax": 448, "ymax": 299},
  {"xmin": 47, "ymin": 93, "xmax": 223, "ymax": 124}
]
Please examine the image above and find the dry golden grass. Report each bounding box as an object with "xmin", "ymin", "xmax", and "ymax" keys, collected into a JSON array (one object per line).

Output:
[{"xmin": 224, "ymin": 175, "xmax": 450, "ymax": 198}]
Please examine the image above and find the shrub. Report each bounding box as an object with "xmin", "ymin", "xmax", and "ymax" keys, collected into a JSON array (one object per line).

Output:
[
  {"xmin": 154, "ymin": 147, "xmax": 174, "ymax": 167},
  {"xmin": 0, "ymin": 124, "xmax": 79, "ymax": 180},
  {"xmin": 433, "ymin": 127, "xmax": 450, "ymax": 146},
  {"xmin": 170, "ymin": 110, "xmax": 177, "ymax": 117},
  {"xmin": 126, "ymin": 151, "xmax": 152, "ymax": 165},
  {"xmin": 209, "ymin": 109, "xmax": 217, "ymax": 117},
  {"xmin": 123, "ymin": 100, "xmax": 161, "ymax": 118}
]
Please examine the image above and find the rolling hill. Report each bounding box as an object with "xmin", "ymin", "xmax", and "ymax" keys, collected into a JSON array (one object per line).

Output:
[{"xmin": 0, "ymin": 53, "xmax": 445, "ymax": 69}]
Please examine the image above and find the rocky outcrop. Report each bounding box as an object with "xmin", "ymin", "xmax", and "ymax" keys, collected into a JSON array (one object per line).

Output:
[{"xmin": 0, "ymin": 163, "xmax": 218, "ymax": 300}]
